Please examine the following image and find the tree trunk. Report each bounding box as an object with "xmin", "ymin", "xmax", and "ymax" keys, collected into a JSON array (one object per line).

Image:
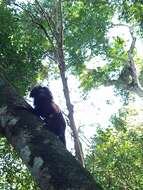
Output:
[
  {"xmin": 55, "ymin": 0, "xmax": 84, "ymax": 166},
  {"xmin": 56, "ymin": 46, "xmax": 84, "ymax": 167},
  {"xmin": 127, "ymin": 27, "xmax": 143, "ymax": 97},
  {"xmin": 0, "ymin": 73, "xmax": 102, "ymax": 190}
]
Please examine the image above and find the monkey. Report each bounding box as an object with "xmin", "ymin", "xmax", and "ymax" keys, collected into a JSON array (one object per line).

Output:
[{"xmin": 29, "ymin": 86, "xmax": 66, "ymax": 146}]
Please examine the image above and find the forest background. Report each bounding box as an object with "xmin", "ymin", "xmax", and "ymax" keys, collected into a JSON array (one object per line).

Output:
[{"xmin": 1, "ymin": 0, "xmax": 143, "ymax": 189}]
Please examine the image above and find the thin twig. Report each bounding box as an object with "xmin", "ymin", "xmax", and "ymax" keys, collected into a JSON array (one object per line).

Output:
[
  {"xmin": 34, "ymin": 0, "xmax": 59, "ymax": 42},
  {"xmin": 14, "ymin": 2, "xmax": 56, "ymax": 50}
]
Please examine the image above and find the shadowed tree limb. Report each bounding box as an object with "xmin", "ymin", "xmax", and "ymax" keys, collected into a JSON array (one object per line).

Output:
[{"xmin": 0, "ymin": 73, "xmax": 102, "ymax": 190}]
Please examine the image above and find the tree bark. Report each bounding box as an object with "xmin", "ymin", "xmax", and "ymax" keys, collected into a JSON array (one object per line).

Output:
[{"xmin": 0, "ymin": 73, "xmax": 102, "ymax": 190}]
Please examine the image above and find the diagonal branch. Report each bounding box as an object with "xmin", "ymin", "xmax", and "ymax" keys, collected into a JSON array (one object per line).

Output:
[
  {"xmin": 127, "ymin": 27, "xmax": 138, "ymax": 84},
  {"xmin": 126, "ymin": 27, "xmax": 143, "ymax": 96},
  {"xmin": 127, "ymin": 27, "xmax": 143, "ymax": 97}
]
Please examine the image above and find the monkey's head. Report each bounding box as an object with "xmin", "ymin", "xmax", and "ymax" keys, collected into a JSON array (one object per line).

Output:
[{"xmin": 30, "ymin": 86, "xmax": 53, "ymax": 107}]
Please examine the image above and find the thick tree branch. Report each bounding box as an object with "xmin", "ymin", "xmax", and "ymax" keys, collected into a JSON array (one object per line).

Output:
[{"xmin": 0, "ymin": 73, "xmax": 102, "ymax": 190}]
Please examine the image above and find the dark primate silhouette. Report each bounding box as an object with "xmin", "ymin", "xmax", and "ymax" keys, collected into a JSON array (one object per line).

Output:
[{"xmin": 30, "ymin": 86, "xmax": 66, "ymax": 146}]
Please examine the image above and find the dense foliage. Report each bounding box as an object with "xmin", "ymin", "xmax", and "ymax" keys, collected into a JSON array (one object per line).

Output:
[
  {"xmin": 0, "ymin": 1, "xmax": 46, "ymax": 94},
  {"xmin": 85, "ymin": 109, "xmax": 143, "ymax": 190},
  {"xmin": 0, "ymin": 137, "xmax": 40, "ymax": 190},
  {"xmin": 1, "ymin": 0, "xmax": 143, "ymax": 189}
]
